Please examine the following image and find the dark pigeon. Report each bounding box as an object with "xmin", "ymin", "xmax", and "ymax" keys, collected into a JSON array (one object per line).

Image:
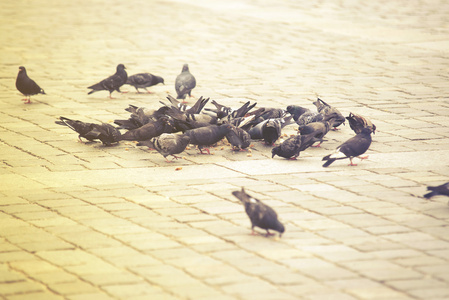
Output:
[
  {"xmin": 286, "ymin": 105, "xmax": 309, "ymax": 121},
  {"xmin": 232, "ymin": 187, "xmax": 285, "ymax": 237},
  {"xmin": 225, "ymin": 125, "xmax": 251, "ymax": 151},
  {"xmin": 322, "ymin": 127, "xmax": 372, "ymax": 167},
  {"xmin": 151, "ymin": 133, "xmax": 190, "ymax": 162},
  {"xmin": 183, "ymin": 124, "xmax": 232, "ymax": 154},
  {"xmin": 298, "ymin": 113, "xmax": 337, "ymax": 147},
  {"xmin": 248, "ymin": 116, "xmax": 292, "ymax": 145},
  {"xmin": 346, "ymin": 112, "xmax": 376, "ymax": 134},
  {"xmin": 126, "ymin": 73, "xmax": 164, "ymax": 93},
  {"xmin": 55, "ymin": 117, "xmax": 95, "ymax": 142},
  {"xmin": 85, "ymin": 123, "xmax": 121, "ymax": 146},
  {"xmin": 424, "ymin": 182, "xmax": 449, "ymax": 199},
  {"xmin": 16, "ymin": 66, "xmax": 46, "ymax": 104},
  {"xmin": 88, "ymin": 64, "xmax": 128, "ymax": 98},
  {"xmin": 313, "ymin": 98, "xmax": 346, "ymax": 129},
  {"xmin": 271, "ymin": 135, "xmax": 302, "ymax": 159},
  {"xmin": 175, "ymin": 64, "xmax": 196, "ymax": 100},
  {"xmin": 120, "ymin": 117, "xmax": 169, "ymax": 141}
]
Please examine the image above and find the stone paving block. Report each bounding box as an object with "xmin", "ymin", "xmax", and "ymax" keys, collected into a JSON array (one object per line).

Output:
[
  {"xmin": 0, "ymin": 281, "xmax": 44, "ymax": 296},
  {"xmin": 6, "ymin": 292, "xmax": 64, "ymax": 300}
]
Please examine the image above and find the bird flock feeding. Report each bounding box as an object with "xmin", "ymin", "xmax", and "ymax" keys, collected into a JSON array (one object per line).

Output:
[{"xmin": 16, "ymin": 62, "xmax": 415, "ymax": 238}]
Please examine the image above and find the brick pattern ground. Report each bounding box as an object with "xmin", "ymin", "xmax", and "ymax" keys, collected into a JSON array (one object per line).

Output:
[{"xmin": 1, "ymin": 0, "xmax": 449, "ymax": 299}]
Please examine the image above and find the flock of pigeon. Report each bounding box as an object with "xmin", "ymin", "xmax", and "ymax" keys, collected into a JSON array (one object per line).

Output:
[{"xmin": 14, "ymin": 64, "xmax": 449, "ymax": 237}]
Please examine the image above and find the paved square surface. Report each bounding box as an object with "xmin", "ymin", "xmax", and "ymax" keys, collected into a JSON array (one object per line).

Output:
[{"xmin": 1, "ymin": 0, "xmax": 449, "ymax": 299}]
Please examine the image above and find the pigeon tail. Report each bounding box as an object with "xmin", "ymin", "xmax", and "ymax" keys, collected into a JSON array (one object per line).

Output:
[{"xmin": 322, "ymin": 158, "xmax": 336, "ymax": 167}]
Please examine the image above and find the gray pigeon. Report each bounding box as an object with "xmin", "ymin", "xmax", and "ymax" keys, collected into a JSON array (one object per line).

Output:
[
  {"xmin": 175, "ymin": 64, "xmax": 196, "ymax": 100},
  {"xmin": 126, "ymin": 73, "xmax": 164, "ymax": 93},
  {"xmin": 313, "ymin": 98, "xmax": 346, "ymax": 129},
  {"xmin": 271, "ymin": 135, "xmax": 302, "ymax": 159},
  {"xmin": 15, "ymin": 66, "xmax": 46, "ymax": 104},
  {"xmin": 232, "ymin": 187, "xmax": 285, "ymax": 237},
  {"xmin": 151, "ymin": 133, "xmax": 190, "ymax": 162},
  {"xmin": 225, "ymin": 125, "xmax": 251, "ymax": 151},
  {"xmin": 120, "ymin": 117, "xmax": 169, "ymax": 141},
  {"xmin": 183, "ymin": 124, "xmax": 232, "ymax": 154},
  {"xmin": 88, "ymin": 64, "xmax": 128, "ymax": 98},
  {"xmin": 424, "ymin": 182, "xmax": 449, "ymax": 199},
  {"xmin": 322, "ymin": 127, "xmax": 372, "ymax": 167}
]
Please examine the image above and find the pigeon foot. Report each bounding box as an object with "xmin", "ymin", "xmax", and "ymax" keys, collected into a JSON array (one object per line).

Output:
[{"xmin": 358, "ymin": 155, "xmax": 369, "ymax": 160}]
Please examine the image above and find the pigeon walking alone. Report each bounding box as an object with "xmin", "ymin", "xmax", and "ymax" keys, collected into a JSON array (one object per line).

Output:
[
  {"xmin": 175, "ymin": 64, "xmax": 196, "ymax": 100},
  {"xmin": 87, "ymin": 64, "xmax": 128, "ymax": 98},
  {"xmin": 16, "ymin": 66, "xmax": 46, "ymax": 104},
  {"xmin": 322, "ymin": 127, "xmax": 372, "ymax": 167},
  {"xmin": 151, "ymin": 133, "xmax": 190, "ymax": 162},
  {"xmin": 126, "ymin": 73, "xmax": 164, "ymax": 93},
  {"xmin": 232, "ymin": 187, "xmax": 285, "ymax": 237},
  {"xmin": 424, "ymin": 182, "xmax": 449, "ymax": 199}
]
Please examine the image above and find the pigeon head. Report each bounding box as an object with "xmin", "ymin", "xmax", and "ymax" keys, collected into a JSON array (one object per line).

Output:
[
  {"xmin": 18, "ymin": 66, "xmax": 26, "ymax": 74},
  {"xmin": 155, "ymin": 75, "xmax": 165, "ymax": 85},
  {"xmin": 360, "ymin": 127, "xmax": 372, "ymax": 135},
  {"xmin": 117, "ymin": 64, "xmax": 126, "ymax": 71},
  {"xmin": 271, "ymin": 146, "xmax": 281, "ymax": 158},
  {"xmin": 181, "ymin": 64, "xmax": 189, "ymax": 72},
  {"xmin": 276, "ymin": 222, "xmax": 285, "ymax": 237}
]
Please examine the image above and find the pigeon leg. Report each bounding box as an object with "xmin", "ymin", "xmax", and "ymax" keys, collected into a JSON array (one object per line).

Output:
[
  {"xmin": 143, "ymin": 88, "xmax": 153, "ymax": 94},
  {"xmin": 265, "ymin": 230, "xmax": 275, "ymax": 237},
  {"xmin": 331, "ymin": 127, "xmax": 341, "ymax": 131},
  {"xmin": 311, "ymin": 142, "xmax": 322, "ymax": 148},
  {"xmin": 250, "ymin": 229, "xmax": 259, "ymax": 236},
  {"xmin": 288, "ymin": 157, "xmax": 298, "ymax": 160},
  {"xmin": 358, "ymin": 155, "xmax": 369, "ymax": 160},
  {"xmin": 199, "ymin": 147, "xmax": 210, "ymax": 155},
  {"xmin": 348, "ymin": 158, "xmax": 358, "ymax": 166},
  {"xmin": 24, "ymin": 97, "xmax": 32, "ymax": 104}
]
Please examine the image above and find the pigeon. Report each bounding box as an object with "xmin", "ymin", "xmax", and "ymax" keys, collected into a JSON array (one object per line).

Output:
[
  {"xmin": 184, "ymin": 124, "xmax": 232, "ymax": 154},
  {"xmin": 151, "ymin": 133, "xmax": 191, "ymax": 162},
  {"xmin": 322, "ymin": 127, "xmax": 372, "ymax": 167},
  {"xmin": 296, "ymin": 110, "xmax": 324, "ymax": 127},
  {"xmin": 286, "ymin": 105, "xmax": 309, "ymax": 121},
  {"xmin": 298, "ymin": 113, "xmax": 337, "ymax": 147},
  {"xmin": 85, "ymin": 123, "xmax": 122, "ymax": 146},
  {"xmin": 346, "ymin": 112, "xmax": 376, "ymax": 134},
  {"xmin": 423, "ymin": 182, "xmax": 449, "ymax": 199},
  {"xmin": 87, "ymin": 64, "xmax": 128, "ymax": 98},
  {"xmin": 163, "ymin": 95, "xmax": 209, "ymax": 114},
  {"xmin": 225, "ymin": 125, "xmax": 251, "ymax": 151},
  {"xmin": 271, "ymin": 135, "xmax": 302, "ymax": 159},
  {"xmin": 126, "ymin": 73, "xmax": 164, "ymax": 93},
  {"xmin": 313, "ymin": 98, "xmax": 346, "ymax": 129},
  {"xmin": 55, "ymin": 117, "xmax": 95, "ymax": 142},
  {"xmin": 248, "ymin": 116, "xmax": 292, "ymax": 145},
  {"xmin": 175, "ymin": 64, "xmax": 196, "ymax": 100},
  {"xmin": 120, "ymin": 116, "xmax": 169, "ymax": 141},
  {"xmin": 232, "ymin": 187, "xmax": 285, "ymax": 237},
  {"xmin": 15, "ymin": 66, "xmax": 46, "ymax": 104}
]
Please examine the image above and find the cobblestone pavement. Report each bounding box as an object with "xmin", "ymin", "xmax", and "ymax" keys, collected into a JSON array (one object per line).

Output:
[{"xmin": 1, "ymin": 0, "xmax": 449, "ymax": 299}]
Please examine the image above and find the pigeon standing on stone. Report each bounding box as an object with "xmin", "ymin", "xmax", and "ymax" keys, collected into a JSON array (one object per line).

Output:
[
  {"xmin": 322, "ymin": 127, "xmax": 372, "ymax": 167},
  {"xmin": 184, "ymin": 124, "xmax": 232, "ymax": 154},
  {"xmin": 313, "ymin": 98, "xmax": 346, "ymax": 129},
  {"xmin": 87, "ymin": 64, "xmax": 128, "ymax": 98},
  {"xmin": 55, "ymin": 117, "xmax": 95, "ymax": 143},
  {"xmin": 15, "ymin": 66, "xmax": 46, "ymax": 104},
  {"xmin": 346, "ymin": 112, "xmax": 376, "ymax": 134},
  {"xmin": 232, "ymin": 187, "xmax": 285, "ymax": 237},
  {"xmin": 271, "ymin": 135, "xmax": 302, "ymax": 159},
  {"xmin": 126, "ymin": 73, "xmax": 164, "ymax": 93},
  {"xmin": 175, "ymin": 64, "xmax": 196, "ymax": 100},
  {"xmin": 424, "ymin": 182, "xmax": 449, "ymax": 199},
  {"xmin": 225, "ymin": 125, "xmax": 251, "ymax": 151},
  {"xmin": 85, "ymin": 123, "xmax": 122, "ymax": 146},
  {"xmin": 120, "ymin": 116, "xmax": 169, "ymax": 141},
  {"xmin": 151, "ymin": 133, "xmax": 191, "ymax": 162}
]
